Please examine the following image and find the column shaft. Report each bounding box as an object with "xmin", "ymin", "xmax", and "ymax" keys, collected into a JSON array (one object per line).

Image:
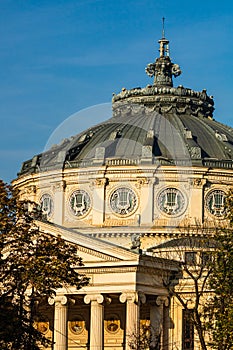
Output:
[
  {"xmin": 163, "ymin": 303, "xmax": 170, "ymax": 350},
  {"xmin": 150, "ymin": 304, "xmax": 161, "ymax": 349},
  {"xmin": 84, "ymin": 294, "xmax": 104, "ymax": 350},
  {"xmin": 126, "ymin": 299, "xmax": 140, "ymax": 335},
  {"xmin": 90, "ymin": 301, "xmax": 104, "ymax": 350}
]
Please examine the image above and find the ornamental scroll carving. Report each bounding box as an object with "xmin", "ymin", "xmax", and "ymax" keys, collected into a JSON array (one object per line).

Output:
[
  {"xmin": 156, "ymin": 296, "xmax": 169, "ymax": 307},
  {"xmin": 119, "ymin": 292, "xmax": 146, "ymax": 305},
  {"xmin": 93, "ymin": 178, "xmax": 108, "ymax": 187},
  {"xmin": 189, "ymin": 178, "xmax": 206, "ymax": 188},
  {"xmin": 135, "ymin": 177, "xmax": 150, "ymax": 189},
  {"xmin": 52, "ymin": 180, "xmax": 66, "ymax": 192},
  {"xmin": 84, "ymin": 294, "xmax": 105, "ymax": 305},
  {"xmin": 22, "ymin": 185, "xmax": 36, "ymax": 196},
  {"xmin": 113, "ymin": 90, "xmax": 214, "ymax": 119},
  {"xmin": 48, "ymin": 295, "xmax": 68, "ymax": 306}
]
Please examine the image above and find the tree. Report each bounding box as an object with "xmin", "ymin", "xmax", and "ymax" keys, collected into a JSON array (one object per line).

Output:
[
  {"xmin": 205, "ymin": 189, "xmax": 233, "ymax": 350},
  {"xmin": 128, "ymin": 323, "xmax": 161, "ymax": 350},
  {"xmin": 0, "ymin": 180, "xmax": 89, "ymax": 350},
  {"xmin": 154, "ymin": 228, "xmax": 217, "ymax": 350}
]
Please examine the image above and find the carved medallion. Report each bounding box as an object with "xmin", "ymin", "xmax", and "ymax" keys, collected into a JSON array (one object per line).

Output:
[
  {"xmin": 205, "ymin": 190, "xmax": 226, "ymax": 217},
  {"xmin": 40, "ymin": 193, "xmax": 53, "ymax": 217},
  {"xmin": 70, "ymin": 190, "xmax": 91, "ymax": 217},
  {"xmin": 105, "ymin": 314, "xmax": 120, "ymax": 333},
  {"xmin": 69, "ymin": 318, "xmax": 85, "ymax": 334},
  {"xmin": 110, "ymin": 187, "xmax": 137, "ymax": 216},
  {"xmin": 157, "ymin": 187, "xmax": 186, "ymax": 216}
]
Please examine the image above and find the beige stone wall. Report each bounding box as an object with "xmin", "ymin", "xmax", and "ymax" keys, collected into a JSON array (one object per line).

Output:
[{"xmin": 13, "ymin": 164, "xmax": 232, "ymax": 246}]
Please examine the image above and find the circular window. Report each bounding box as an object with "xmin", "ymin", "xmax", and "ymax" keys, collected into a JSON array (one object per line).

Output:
[
  {"xmin": 206, "ymin": 190, "xmax": 226, "ymax": 217},
  {"xmin": 110, "ymin": 187, "xmax": 137, "ymax": 216},
  {"xmin": 40, "ymin": 194, "xmax": 53, "ymax": 217},
  {"xmin": 105, "ymin": 315, "xmax": 120, "ymax": 333},
  {"xmin": 69, "ymin": 190, "xmax": 91, "ymax": 217},
  {"xmin": 69, "ymin": 319, "xmax": 85, "ymax": 334},
  {"xmin": 157, "ymin": 188, "xmax": 186, "ymax": 216}
]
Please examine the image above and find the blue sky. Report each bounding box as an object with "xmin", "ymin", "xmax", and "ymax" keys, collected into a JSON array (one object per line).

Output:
[{"xmin": 1, "ymin": 0, "xmax": 233, "ymax": 182}]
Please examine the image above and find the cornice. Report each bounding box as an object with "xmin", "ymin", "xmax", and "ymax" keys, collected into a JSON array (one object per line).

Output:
[
  {"xmin": 79, "ymin": 266, "xmax": 138, "ymax": 274},
  {"xmin": 77, "ymin": 245, "xmax": 121, "ymax": 262},
  {"xmin": 14, "ymin": 163, "xmax": 233, "ymax": 188}
]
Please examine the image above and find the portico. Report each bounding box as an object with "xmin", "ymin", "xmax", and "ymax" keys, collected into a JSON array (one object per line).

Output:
[{"xmin": 37, "ymin": 220, "xmax": 179, "ymax": 350}]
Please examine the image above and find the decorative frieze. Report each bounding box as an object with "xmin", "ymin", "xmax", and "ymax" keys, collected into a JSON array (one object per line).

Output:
[
  {"xmin": 52, "ymin": 180, "xmax": 66, "ymax": 192},
  {"xmin": 81, "ymin": 267, "xmax": 137, "ymax": 274},
  {"xmin": 21, "ymin": 185, "xmax": 36, "ymax": 196},
  {"xmin": 189, "ymin": 178, "xmax": 206, "ymax": 188},
  {"xmin": 104, "ymin": 219, "xmax": 135, "ymax": 226},
  {"xmin": 135, "ymin": 177, "xmax": 151, "ymax": 188},
  {"xmin": 93, "ymin": 178, "xmax": 108, "ymax": 187}
]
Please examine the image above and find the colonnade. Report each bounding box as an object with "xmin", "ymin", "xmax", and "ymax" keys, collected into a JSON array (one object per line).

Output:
[{"xmin": 48, "ymin": 292, "xmax": 170, "ymax": 350}]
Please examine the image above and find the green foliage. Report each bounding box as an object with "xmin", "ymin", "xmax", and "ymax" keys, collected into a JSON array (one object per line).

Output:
[
  {"xmin": 0, "ymin": 180, "xmax": 89, "ymax": 349},
  {"xmin": 128, "ymin": 324, "xmax": 160, "ymax": 350},
  {"xmin": 207, "ymin": 227, "xmax": 233, "ymax": 350},
  {"xmin": 205, "ymin": 189, "xmax": 233, "ymax": 350}
]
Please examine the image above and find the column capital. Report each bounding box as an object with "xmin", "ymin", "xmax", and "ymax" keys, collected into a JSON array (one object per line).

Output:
[
  {"xmin": 48, "ymin": 295, "xmax": 68, "ymax": 306},
  {"xmin": 119, "ymin": 291, "xmax": 146, "ymax": 304},
  {"xmin": 93, "ymin": 178, "xmax": 108, "ymax": 187},
  {"xmin": 156, "ymin": 295, "xmax": 169, "ymax": 307},
  {"xmin": 84, "ymin": 293, "xmax": 104, "ymax": 305}
]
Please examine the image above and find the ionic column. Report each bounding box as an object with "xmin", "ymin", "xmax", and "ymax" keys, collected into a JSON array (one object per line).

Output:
[
  {"xmin": 84, "ymin": 294, "xmax": 104, "ymax": 350},
  {"xmin": 48, "ymin": 295, "xmax": 68, "ymax": 350},
  {"xmin": 155, "ymin": 296, "xmax": 170, "ymax": 350},
  {"xmin": 149, "ymin": 302, "xmax": 160, "ymax": 349},
  {"xmin": 120, "ymin": 292, "xmax": 146, "ymax": 350}
]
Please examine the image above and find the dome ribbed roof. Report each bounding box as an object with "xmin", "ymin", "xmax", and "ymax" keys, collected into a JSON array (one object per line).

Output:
[
  {"xmin": 19, "ymin": 107, "xmax": 233, "ymax": 176},
  {"xmin": 18, "ymin": 34, "xmax": 233, "ymax": 176}
]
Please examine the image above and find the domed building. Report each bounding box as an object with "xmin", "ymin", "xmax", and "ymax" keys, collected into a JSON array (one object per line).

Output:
[{"xmin": 13, "ymin": 30, "xmax": 233, "ymax": 350}]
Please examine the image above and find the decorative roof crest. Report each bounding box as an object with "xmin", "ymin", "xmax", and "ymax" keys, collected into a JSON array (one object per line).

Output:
[{"xmin": 145, "ymin": 18, "xmax": 182, "ymax": 87}]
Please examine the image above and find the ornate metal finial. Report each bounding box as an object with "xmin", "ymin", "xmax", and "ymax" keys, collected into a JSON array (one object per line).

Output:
[
  {"xmin": 145, "ymin": 22, "xmax": 182, "ymax": 87},
  {"xmin": 158, "ymin": 18, "xmax": 169, "ymax": 58},
  {"xmin": 162, "ymin": 17, "xmax": 165, "ymax": 39}
]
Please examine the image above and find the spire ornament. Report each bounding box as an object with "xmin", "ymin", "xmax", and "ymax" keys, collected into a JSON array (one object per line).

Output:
[{"xmin": 145, "ymin": 18, "xmax": 181, "ymax": 87}]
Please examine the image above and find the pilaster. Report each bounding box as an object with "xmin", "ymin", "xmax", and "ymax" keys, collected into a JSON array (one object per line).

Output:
[
  {"xmin": 136, "ymin": 177, "xmax": 153, "ymax": 225},
  {"xmin": 52, "ymin": 180, "xmax": 65, "ymax": 225},
  {"xmin": 91, "ymin": 178, "xmax": 107, "ymax": 226},
  {"xmin": 189, "ymin": 178, "xmax": 206, "ymax": 224}
]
